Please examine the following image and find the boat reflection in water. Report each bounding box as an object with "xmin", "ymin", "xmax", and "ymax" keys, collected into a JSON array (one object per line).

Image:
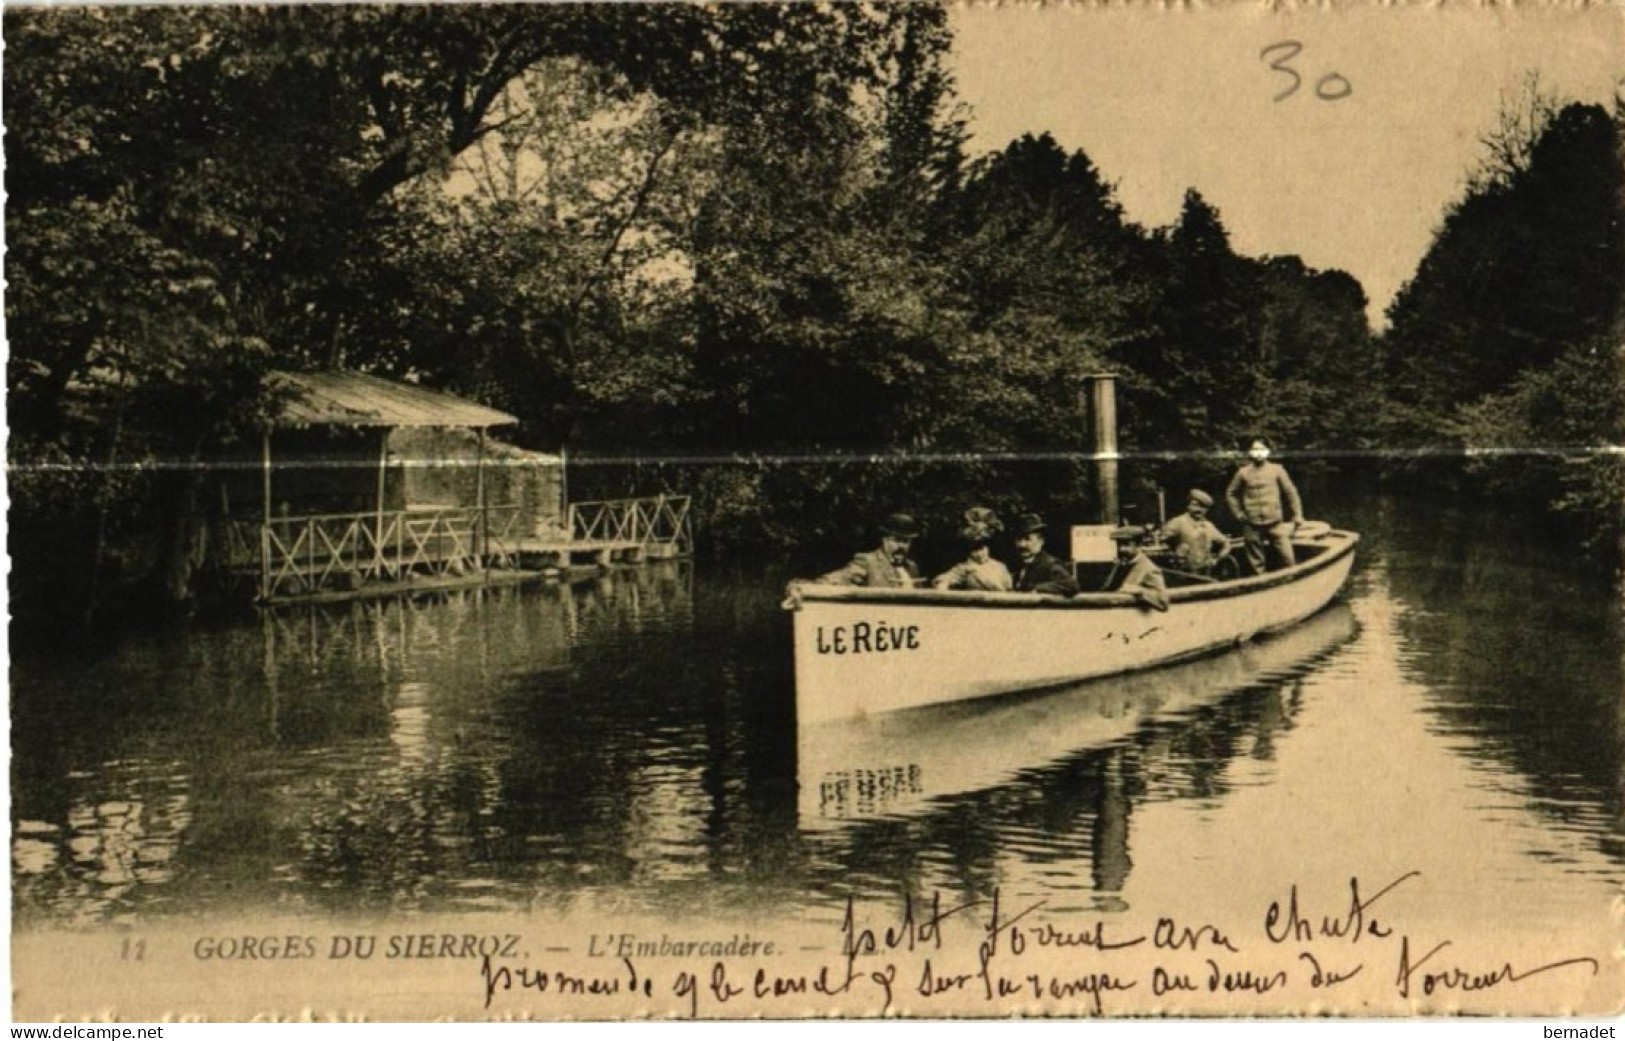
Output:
[{"xmin": 798, "ymin": 602, "xmax": 1358, "ymax": 829}]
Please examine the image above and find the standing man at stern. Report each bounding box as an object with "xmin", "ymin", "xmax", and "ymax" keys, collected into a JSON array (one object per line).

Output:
[{"xmin": 1225, "ymin": 438, "xmax": 1304, "ymax": 574}]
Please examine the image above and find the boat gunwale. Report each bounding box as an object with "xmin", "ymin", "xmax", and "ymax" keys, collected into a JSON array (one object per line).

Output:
[{"xmin": 788, "ymin": 529, "xmax": 1360, "ymax": 611}]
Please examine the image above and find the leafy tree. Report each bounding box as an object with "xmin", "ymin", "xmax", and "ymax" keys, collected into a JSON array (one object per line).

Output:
[
  {"xmin": 345, "ymin": 58, "xmax": 714, "ymax": 451},
  {"xmin": 1248, "ymin": 258, "xmax": 1378, "ymax": 457},
  {"xmin": 1383, "ymin": 102, "xmax": 1622, "ymax": 433},
  {"xmin": 1452, "ymin": 335, "xmax": 1624, "ymax": 553},
  {"xmin": 1125, "ymin": 190, "xmax": 1266, "ymax": 455},
  {"xmin": 8, "ymin": 2, "xmax": 1486, "ymax": 612},
  {"xmin": 4, "ymin": 4, "xmax": 953, "ymax": 614},
  {"xmin": 1376, "ymin": 96, "xmax": 1623, "ymax": 559},
  {"xmin": 939, "ymin": 136, "xmax": 1144, "ymax": 451}
]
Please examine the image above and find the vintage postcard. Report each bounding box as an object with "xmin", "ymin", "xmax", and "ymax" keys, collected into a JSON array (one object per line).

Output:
[{"xmin": 8, "ymin": 0, "xmax": 1624, "ymax": 1023}]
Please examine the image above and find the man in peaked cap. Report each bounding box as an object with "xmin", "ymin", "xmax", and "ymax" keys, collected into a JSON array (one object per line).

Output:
[
  {"xmin": 1010, "ymin": 513, "xmax": 1080, "ymax": 597},
  {"xmin": 1108, "ymin": 525, "xmax": 1170, "ymax": 612},
  {"xmin": 1157, "ymin": 488, "xmax": 1232, "ymax": 577},
  {"xmin": 818, "ymin": 512, "xmax": 923, "ymax": 587}
]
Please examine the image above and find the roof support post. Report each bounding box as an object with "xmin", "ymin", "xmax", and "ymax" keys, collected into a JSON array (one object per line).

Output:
[
  {"xmin": 260, "ymin": 431, "xmax": 272, "ymax": 602},
  {"xmin": 476, "ymin": 428, "xmax": 488, "ymax": 577},
  {"xmin": 374, "ymin": 431, "xmax": 389, "ymax": 581},
  {"xmin": 559, "ymin": 444, "xmax": 570, "ymax": 539}
]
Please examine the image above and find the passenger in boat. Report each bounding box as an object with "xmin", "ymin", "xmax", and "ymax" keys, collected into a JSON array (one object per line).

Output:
[
  {"xmin": 1107, "ymin": 526, "xmax": 1170, "ymax": 612},
  {"xmin": 1010, "ymin": 513, "xmax": 1080, "ymax": 597},
  {"xmin": 1158, "ymin": 489, "xmax": 1232, "ymax": 577},
  {"xmin": 1225, "ymin": 437, "xmax": 1303, "ymax": 574},
  {"xmin": 818, "ymin": 512, "xmax": 923, "ymax": 587},
  {"xmin": 932, "ymin": 507, "xmax": 1013, "ymax": 591}
]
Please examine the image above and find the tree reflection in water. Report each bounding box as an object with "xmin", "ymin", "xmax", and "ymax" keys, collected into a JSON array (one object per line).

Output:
[
  {"xmin": 14, "ymin": 504, "xmax": 1623, "ymax": 930},
  {"xmin": 13, "ymin": 567, "xmax": 1353, "ymax": 923}
]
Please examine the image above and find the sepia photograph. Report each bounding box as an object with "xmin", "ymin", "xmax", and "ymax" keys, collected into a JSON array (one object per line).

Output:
[{"xmin": 6, "ymin": 0, "xmax": 1623, "ymax": 1022}]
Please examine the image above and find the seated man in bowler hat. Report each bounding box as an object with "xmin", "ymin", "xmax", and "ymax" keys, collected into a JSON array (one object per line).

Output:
[
  {"xmin": 818, "ymin": 512, "xmax": 924, "ymax": 587},
  {"xmin": 1010, "ymin": 513, "xmax": 1080, "ymax": 597},
  {"xmin": 1107, "ymin": 525, "xmax": 1170, "ymax": 612}
]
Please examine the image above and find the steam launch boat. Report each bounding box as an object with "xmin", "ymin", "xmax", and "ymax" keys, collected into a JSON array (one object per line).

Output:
[{"xmin": 784, "ymin": 523, "xmax": 1358, "ymax": 724}]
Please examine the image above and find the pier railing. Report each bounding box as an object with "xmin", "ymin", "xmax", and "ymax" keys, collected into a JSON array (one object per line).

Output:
[
  {"xmin": 568, "ymin": 495, "xmax": 693, "ymax": 556},
  {"xmin": 224, "ymin": 495, "xmax": 691, "ymax": 600},
  {"xmin": 226, "ymin": 505, "xmax": 522, "ymax": 600}
]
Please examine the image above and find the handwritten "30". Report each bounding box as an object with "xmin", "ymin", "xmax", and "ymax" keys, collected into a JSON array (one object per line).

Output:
[{"xmin": 1261, "ymin": 41, "xmax": 1353, "ymax": 103}]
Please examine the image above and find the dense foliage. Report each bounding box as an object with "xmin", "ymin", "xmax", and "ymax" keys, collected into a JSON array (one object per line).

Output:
[
  {"xmin": 7, "ymin": 5, "xmax": 1617, "ymax": 622},
  {"xmin": 1380, "ymin": 96, "xmax": 1624, "ymax": 557}
]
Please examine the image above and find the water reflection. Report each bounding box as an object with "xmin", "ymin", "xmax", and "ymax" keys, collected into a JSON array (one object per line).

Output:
[
  {"xmin": 794, "ymin": 655, "xmax": 1333, "ymax": 913},
  {"xmin": 1344, "ymin": 497, "xmax": 1625, "ymax": 870},
  {"xmin": 798, "ymin": 604, "xmax": 1355, "ymax": 826},
  {"xmin": 13, "ymin": 564, "xmax": 707, "ymax": 923},
  {"xmin": 12, "ymin": 499, "xmax": 1625, "ymax": 932}
]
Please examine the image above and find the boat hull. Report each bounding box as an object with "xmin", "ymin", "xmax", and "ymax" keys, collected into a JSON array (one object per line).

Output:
[
  {"xmin": 798, "ymin": 601, "xmax": 1358, "ymax": 825},
  {"xmin": 788, "ymin": 530, "xmax": 1358, "ymax": 723}
]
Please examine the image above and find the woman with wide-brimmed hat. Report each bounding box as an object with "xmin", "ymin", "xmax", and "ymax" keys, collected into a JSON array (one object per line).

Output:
[{"xmin": 932, "ymin": 507, "xmax": 1013, "ymax": 591}]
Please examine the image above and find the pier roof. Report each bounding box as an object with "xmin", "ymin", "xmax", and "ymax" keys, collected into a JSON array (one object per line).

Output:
[{"xmin": 269, "ymin": 370, "xmax": 516, "ymax": 429}]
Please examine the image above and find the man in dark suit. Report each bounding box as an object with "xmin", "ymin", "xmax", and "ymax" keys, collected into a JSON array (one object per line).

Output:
[
  {"xmin": 1011, "ymin": 513, "xmax": 1079, "ymax": 596},
  {"xmin": 818, "ymin": 513, "xmax": 923, "ymax": 587}
]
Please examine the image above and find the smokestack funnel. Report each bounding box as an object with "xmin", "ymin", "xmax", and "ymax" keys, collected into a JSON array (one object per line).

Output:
[{"xmin": 1082, "ymin": 373, "xmax": 1120, "ymax": 526}]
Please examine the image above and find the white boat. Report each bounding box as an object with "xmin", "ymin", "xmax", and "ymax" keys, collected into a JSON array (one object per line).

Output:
[
  {"xmin": 785, "ymin": 526, "xmax": 1358, "ymax": 724},
  {"xmin": 798, "ymin": 601, "xmax": 1357, "ymax": 826}
]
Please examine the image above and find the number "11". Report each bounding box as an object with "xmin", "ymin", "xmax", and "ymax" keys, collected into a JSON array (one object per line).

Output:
[{"xmin": 1261, "ymin": 41, "xmax": 1353, "ymax": 102}]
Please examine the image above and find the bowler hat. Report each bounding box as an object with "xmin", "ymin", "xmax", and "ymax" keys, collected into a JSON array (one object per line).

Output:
[
  {"xmin": 1188, "ymin": 489, "xmax": 1214, "ymax": 508},
  {"xmin": 879, "ymin": 513, "xmax": 921, "ymax": 538},
  {"xmin": 1014, "ymin": 512, "xmax": 1047, "ymax": 536}
]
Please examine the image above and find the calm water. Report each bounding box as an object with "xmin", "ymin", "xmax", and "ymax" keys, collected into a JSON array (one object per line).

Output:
[{"xmin": 11, "ymin": 492, "xmax": 1624, "ymax": 938}]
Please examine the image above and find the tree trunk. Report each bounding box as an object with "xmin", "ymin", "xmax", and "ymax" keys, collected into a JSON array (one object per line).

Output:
[{"xmin": 159, "ymin": 448, "xmax": 210, "ymax": 606}]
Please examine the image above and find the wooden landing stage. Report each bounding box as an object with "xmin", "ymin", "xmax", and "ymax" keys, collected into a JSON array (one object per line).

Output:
[
  {"xmin": 263, "ymin": 564, "xmax": 545, "ymax": 607},
  {"xmin": 244, "ymin": 495, "xmax": 693, "ymax": 605},
  {"xmin": 515, "ymin": 495, "xmax": 692, "ymax": 568},
  {"xmin": 515, "ymin": 537, "xmax": 655, "ymax": 566}
]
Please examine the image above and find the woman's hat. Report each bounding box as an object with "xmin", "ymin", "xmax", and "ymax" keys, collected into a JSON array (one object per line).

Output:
[{"xmin": 959, "ymin": 507, "xmax": 1003, "ymax": 543}]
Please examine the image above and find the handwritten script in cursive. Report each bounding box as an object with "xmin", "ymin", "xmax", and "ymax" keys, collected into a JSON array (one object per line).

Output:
[{"xmin": 474, "ymin": 870, "xmax": 1602, "ymax": 1017}]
